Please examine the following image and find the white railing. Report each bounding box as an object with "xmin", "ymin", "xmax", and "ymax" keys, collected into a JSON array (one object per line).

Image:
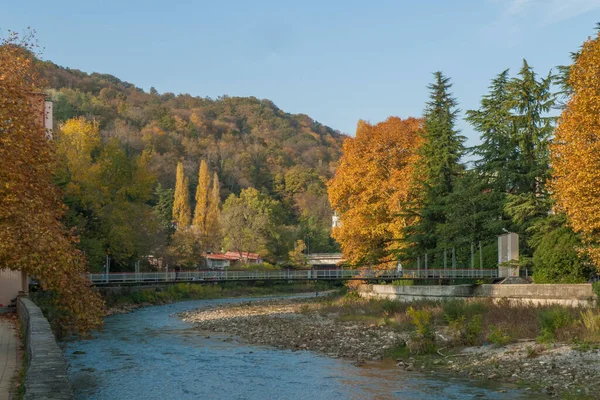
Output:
[{"xmin": 87, "ymin": 268, "xmax": 498, "ymax": 285}]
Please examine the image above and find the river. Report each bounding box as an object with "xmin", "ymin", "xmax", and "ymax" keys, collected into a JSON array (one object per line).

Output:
[{"xmin": 64, "ymin": 295, "xmax": 545, "ymax": 399}]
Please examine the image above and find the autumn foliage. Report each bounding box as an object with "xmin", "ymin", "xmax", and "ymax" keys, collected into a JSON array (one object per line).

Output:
[
  {"xmin": 550, "ymin": 32, "xmax": 600, "ymax": 270},
  {"xmin": 328, "ymin": 117, "xmax": 423, "ymax": 264},
  {"xmin": 0, "ymin": 31, "xmax": 104, "ymax": 335}
]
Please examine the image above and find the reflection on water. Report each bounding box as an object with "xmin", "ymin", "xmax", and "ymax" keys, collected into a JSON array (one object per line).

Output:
[{"xmin": 64, "ymin": 296, "xmax": 544, "ymax": 400}]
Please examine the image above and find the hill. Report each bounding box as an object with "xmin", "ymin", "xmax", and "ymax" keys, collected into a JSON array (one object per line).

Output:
[
  {"xmin": 39, "ymin": 60, "xmax": 345, "ymax": 268},
  {"xmin": 40, "ymin": 61, "xmax": 345, "ymax": 192}
]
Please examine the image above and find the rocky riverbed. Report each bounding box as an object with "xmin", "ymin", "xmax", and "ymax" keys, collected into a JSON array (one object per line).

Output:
[
  {"xmin": 180, "ymin": 296, "xmax": 600, "ymax": 399},
  {"xmin": 180, "ymin": 296, "xmax": 408, "ymax": 361},
  {"xmin": 447, "ymin": 341, "xmax": 600, "ymax": 398}
]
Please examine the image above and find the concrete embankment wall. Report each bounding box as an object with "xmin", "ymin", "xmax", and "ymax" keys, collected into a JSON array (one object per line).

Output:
[
  {"xmin": 17, "ymin": 297, "xmax": 73, "ymax": 400},
  {"xmin": 358, "ymin": 284, "xmax": 597, "ymax": 307}
]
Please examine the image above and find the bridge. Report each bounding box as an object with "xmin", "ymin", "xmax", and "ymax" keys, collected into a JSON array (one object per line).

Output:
[{"xmin": 88, "ymin": 268, "xmax": 499, "ymax": 286}]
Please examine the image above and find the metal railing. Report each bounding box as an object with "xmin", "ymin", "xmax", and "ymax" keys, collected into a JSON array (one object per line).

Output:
[
  {"xmin": 401, "ymin": 268, "xmax": 499, "ymax": 279},
  {"xmin": 88, "ymin": 268, "xmax": 499, "ymax": 285}
]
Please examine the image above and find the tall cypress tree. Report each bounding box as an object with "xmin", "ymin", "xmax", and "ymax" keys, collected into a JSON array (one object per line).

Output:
[
  {"xmin": 205, "ymin": 172, "xmax": 222, "ymax": 251},
  {"xmin": 405, "ymin": 72, "xmax": 465, "ymax": 257},
  {"xmin": 193, "ymin": 159, "xmax": 210, "ymax": 230},
  {"xmin": 172, "ymin": 162, "xmax": 191, "ymax": 228}
]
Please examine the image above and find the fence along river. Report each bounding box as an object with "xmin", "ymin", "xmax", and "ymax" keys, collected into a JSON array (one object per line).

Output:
[{"xmin": 88, "ymin": 268, "xmax": 499, "ymax": 285}]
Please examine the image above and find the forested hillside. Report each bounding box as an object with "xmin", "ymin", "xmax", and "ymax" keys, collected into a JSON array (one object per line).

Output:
[{"xmin": 39, "ymin": 60, "xmax": 345, "ymax": 270}]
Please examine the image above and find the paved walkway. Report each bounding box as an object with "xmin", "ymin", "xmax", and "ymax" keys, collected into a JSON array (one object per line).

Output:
[{"xmin": 0, "ymin": 316, "xmax": 18, "ymax": 400}]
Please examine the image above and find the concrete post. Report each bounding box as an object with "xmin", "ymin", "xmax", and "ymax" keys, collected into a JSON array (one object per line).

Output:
[
  {"xmin": 479, "ymin": 241, "xmax": 483, "ymax": 277},
  {"xmin": 498, "ymin": 232, "xmax": 519, "ymax": 278},
  {"xmin": 444, "ymin": 249, "xmax": 447, "ymax": 276}
]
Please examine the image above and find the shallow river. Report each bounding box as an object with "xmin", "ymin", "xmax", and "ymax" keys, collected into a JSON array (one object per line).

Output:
[{"xmin": 64, "ymin": 296, "xmax": 545, "ymax": 400}]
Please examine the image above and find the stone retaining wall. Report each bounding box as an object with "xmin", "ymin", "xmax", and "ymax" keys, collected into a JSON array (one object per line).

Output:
[
  {"xmin": 358, "ymin": 284, "xmax": 597, "ymax": 307},
  {"xmin": 17, "ymin": 297, "xmax": 73, "ymax": 399}
]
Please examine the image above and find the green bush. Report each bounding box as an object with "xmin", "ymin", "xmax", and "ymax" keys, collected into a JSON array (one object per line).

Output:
[
  {"xmin": 380, "ymin": 299, "xmax": 404, "ymax": 314},
  {"xmin": 537, "ymin": 307, "xmax": 574, "ymax": 343},
  {"xmin": 532, "ymin": 227, "xmax": 594, "ymax": 283},
  {"xmin": 447, "ymin": 314, "xmax": 483, "ymax": 345},
  {"xmin": 488, "ymin": 326, "xmax": 512, "ymax": 345},
  {"xmin": 443, "ymin": 299, "xmax": 486, "ymax": 322},
  {"xmin": 344, "ymin": 290, "xmax": 361, "ymax": 302},
  {"xmin": 406, "ymin": 307, "xmax": 436, "ymax": 354}
]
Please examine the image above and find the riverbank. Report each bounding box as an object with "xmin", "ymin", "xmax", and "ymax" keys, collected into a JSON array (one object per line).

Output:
[
  {"xmin": 29, "ymin": 281, "xmax": 339, "ymax": 339},
  {"xmin": 102, "ymin": 282, "xmax": 339, "ymax": 315},
  {"xmin": 180, "ymin": 294, "xmax": 600, "ymax": 399}
]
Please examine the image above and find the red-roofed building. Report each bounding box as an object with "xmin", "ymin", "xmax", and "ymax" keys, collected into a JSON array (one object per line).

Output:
[
  {"xmin": 205, "ymin": 253, "xmax": 232, "ymax": 270},
  {"xmin": 205, "ymin": 251, "xmax": 263, "ymax": 269},
  {"xmin": 224, "ymin": 251, "xmax": 262, "ymax": 265}
]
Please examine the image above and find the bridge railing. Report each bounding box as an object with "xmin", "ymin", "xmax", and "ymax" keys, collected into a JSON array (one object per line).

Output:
[
  {"xmin": 87, "ymin": 268, "xmax": 498, "ymax": 285},
  {"xmin": 401, "ymin": 268, "xmax": 499, "ymax": 279}
]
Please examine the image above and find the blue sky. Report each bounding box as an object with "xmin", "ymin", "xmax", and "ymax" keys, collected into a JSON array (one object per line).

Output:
[{"xmin": 2, "ymin": 0, "xmax": 599, "ymax": 146}]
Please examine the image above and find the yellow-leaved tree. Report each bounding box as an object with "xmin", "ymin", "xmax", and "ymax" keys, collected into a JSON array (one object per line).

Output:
[
  {"xmin": 193, "ymin": 160, "xmax": 210, "ymax": 231},
  {"xmin": 550, "ymin": 32, "xmax": 600, "ymax": 270},
  {"xmin": 328, "ymin": 117, "xmax": 423, "ymax": 265},
  {"xmin": 0, "ymin": 31, "xmax": 104, "ymax": 336},
  {"xmin": 172, "ymin": 162, "xmax": 191, "ymax": 228},
  {"xmin": 205, "ymin": 172, "xmax": 222, "ymax": 252}
]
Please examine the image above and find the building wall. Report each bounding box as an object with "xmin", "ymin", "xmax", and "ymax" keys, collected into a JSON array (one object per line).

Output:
[
  {"xmin": 207, "ymin": 259, "xmax": 230, "ymax": 270},
  {"xmin": 359, "ymin": 283, "xmax": 597, "ymax": 307},
  {"xmin": 0, "ymin": 269, "xmax": 22, "ymax": 307}
]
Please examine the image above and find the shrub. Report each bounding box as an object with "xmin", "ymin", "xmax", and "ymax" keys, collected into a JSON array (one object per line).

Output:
[
  {"xmin": 447, "ymin": 314, "xmax": 483, "ymax": 345},
  {"xmin": 581, "ymin": 309, "xmax": 600, "ymax": 334},
  {"xmin": 380, "ymin": 299, "xmax": 404, "ymax": 314},
  {"xmin": 532, "ymin": 227, "xmax": 594, "ymax": 283},
  {"xmin": 537, "ymin": 307, "xmax": 574, "ymax": 343},
  {"xmin": 344, "ymin": 290, "xmax": 361, "ymax": 301},
  {"xmin": 406, "ymin": 307, "xmax": 436, "ymax": 354},
  {"xmin": 443, "ymin": 299, "xmax": 486, "ymax": 323},
  {"xmin": 488, "ymin": 326, "xmax": 512, "ymax": 345}
]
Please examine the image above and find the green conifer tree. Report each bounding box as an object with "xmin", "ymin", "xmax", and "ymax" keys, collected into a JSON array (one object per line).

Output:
[
  {"xmin": 404, "ymin": 72, "xmax": 465, "ymax": 258},
  {"xmin": 508, "ymin": 60, "xmax": 555, "ymax": 195},
  {"xmin": 467, "ymin": 70, "xmax": 517, "ymax": 193}
]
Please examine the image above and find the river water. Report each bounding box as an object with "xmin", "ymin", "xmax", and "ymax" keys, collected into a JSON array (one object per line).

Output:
[{"xmin": 64, "ymin": 296, "xmax": 544, "ymax": 400}]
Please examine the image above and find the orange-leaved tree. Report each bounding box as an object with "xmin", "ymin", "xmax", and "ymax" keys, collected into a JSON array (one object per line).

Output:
[
  {"xmin": 328, "ymin": 117, "xmax": 423, "ymax": 265},
  {"xmin": 0, "ymin": 31, "xmax": 104, "ymax": 336},
  {"xmin": 550, "ymin": 32, "xmax": 600, "ymax": 270}
]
